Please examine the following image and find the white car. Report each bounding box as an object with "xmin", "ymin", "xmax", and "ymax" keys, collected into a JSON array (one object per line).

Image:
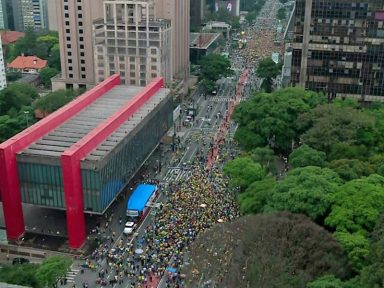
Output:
[{"xmin": 124, "ymin": 222, "xmax": 135, "ymax": 234}]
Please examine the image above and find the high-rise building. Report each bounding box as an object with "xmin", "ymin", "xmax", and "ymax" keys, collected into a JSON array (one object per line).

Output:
[
  {"xmin": 0, "ymin": 0, "xmax": 8, "ymax": 29},
  {"xmin": 52, "ymin": 0, "xmax": 104, "ymax": 91},
  {"xmin": 155, "ymin": 0, "xmax": 190, "ymax": 81},
  {"xmin": 190, "ymin": 0, "xmax": 205, "ymax": 28},
  {"xmin": 8, "ymin": 0, "xmax": 49, "ymax": 30},
  {"xmin": 46, "ymin": 0, "xmax": 57, "ymax": 31},
  {"xmin": 288, "ymin": 0, "xmax": 384, "ymax": 101},
  {"xmin": 0, "ymin": 35, "xmax": 7, "ymax": 90},
  {"xmin": 93, "ymin": 0, "xmax": 172, "ymax": 86}
]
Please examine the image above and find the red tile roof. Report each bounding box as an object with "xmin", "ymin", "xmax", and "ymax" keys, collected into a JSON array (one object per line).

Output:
[
  {"xmin": 7, "ymin": 56, "xmax": 47, "ymax": 70},
  {"xmin": 1, "ymin": 31, "xmax": 25, "ymax": 45}
]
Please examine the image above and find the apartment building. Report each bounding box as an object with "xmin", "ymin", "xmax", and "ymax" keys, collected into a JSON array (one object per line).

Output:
[
  {"xmin": 0, "ymin": 35, "xmax": 6, "ymax": 90},
  {"xmin": 0, "ymin": 0, "xmax": 8, "ymax": 29},
  {"xmin": 155, "ymin": 0, "xmax": 190, "ymax": 81},
  {"xmin": 52, "ymin": 0, "xmax": 104, "ymax": 90},
  {"xmin": 93, "ymin": 0, "xmax": 172, "ymax": 86},
  {"xmin": 288, "ymin": 0, "xmax": 384, "ymax": 101}
]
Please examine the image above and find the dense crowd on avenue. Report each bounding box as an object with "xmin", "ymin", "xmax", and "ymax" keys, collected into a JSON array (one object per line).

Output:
[{"xmin": 83, "ymin": 160, "xmax": 239, "ymax": 287}]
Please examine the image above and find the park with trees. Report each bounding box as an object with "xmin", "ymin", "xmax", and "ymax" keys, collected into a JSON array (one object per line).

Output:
[
  {"xmin": 0, "ymin": 256, "xmax": 71, "ymax": 287},
  {"xmin": 188, "ymin": 85, "xmax": 384, "ymax": 287}
]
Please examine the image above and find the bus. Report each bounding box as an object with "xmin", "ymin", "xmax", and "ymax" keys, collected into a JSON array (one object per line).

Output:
[{"xmin": 126, "ymin": 184, "xmax": 158, "ymax": 219}]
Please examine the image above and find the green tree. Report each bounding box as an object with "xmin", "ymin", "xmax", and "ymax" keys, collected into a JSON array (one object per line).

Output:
[
  {"xmin": 36, "ymin": 256, "xmax": 71, "ymax": 287},
  {"xmin": 327, "ymin": 159, "xmax": 374, "ymax": 181},
  {"xmin": 298, "ymin": 105, "xmax": 375, "ymax": 155},
  {"xmin": 48, "ymin": 43, "xmax": 61, "ymax": 70},
  {"xmin": 34, "ymin": 89, "xmax": 76, "ymax": 113},
  {"xmin": 0, "ymin": 264, "xmax": 40, "ymax": 287},
  {"xmin": 39, "ymin": 67, "xmax": 60, "ymax": 88},
  {"xmin": 0, "ymin": 83, "xmax": 38, "ymax": 114},
  {"xmin": 223, "ymin": 156, "xmax": 266, "ymax": 192},
  {"xmin": 277, "ymin": 7, "xmax": 286, "ymax": 20},
  {"xmin": 325, "ymin": 174, "xmax": 384, "ymax": 234},
  {"xmin": 186, "ymin": 212, "xmax": 351, "ymax": 288},
  {"xmin": 231, "ymin": 16, "xmax": 241, "ymax": 29},
  {"xmin": 289, "ymin": 144, "xmax": 327, "ymax": 168},
  {"xmin": 238, "ymin": 176, "xmax": 276, "ymax": 214},
  {"xmin": 307, "ymin": 275, "xmax": 344, "ymax": 288},
  {"xmin": 325, "ymin": 175, "xmax": 384, "ymax": 269},
  {"xmin": 233, "ymin": 87, "xmax": 325, "ymax": 152},
  {"xmin": 266, "ymin": 166, "xmax": 342, "ymax": 222},
  {"xmin": 256, "ymin": 58, "xmax": 282, "ymax": 92},
  {"xmin": 251, "ymin": 146, "xmax": 277, "ymax": 174},
  {"xmin": 199, "ymin": 54, "xmax": 233, "ymax": 93}
]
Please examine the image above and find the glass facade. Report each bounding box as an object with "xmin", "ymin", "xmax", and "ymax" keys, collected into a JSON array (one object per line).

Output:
[
  {"xmin": 17, "ymin": 95, "xmax": 173, "ymax": 213},
  {"xmin": 291, "ymin": 0, "xmax": 384, "ymax": 100}
]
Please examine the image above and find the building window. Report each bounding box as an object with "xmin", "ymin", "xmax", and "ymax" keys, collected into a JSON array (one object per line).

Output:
[
  {"xmin": 79, "ymin": 37, "xmax": 84, "ymax": 41},
  {"xmin": 69, "ymin": 66, "xmax": 73, "ymax": 71},
  {"xmin": 80, "ymin": 59, "xmax": 85, "ymax": 64},
  {"xmin": 66, "ymin": 36, "xmax": 70, "ymax": 41},
  {"xmin": 65, "ymin": 13, "xmax": 69, "ymax": 17},
  {"xmin": 80, "ymin": 52, "xmax": 84, "ymax": 56},
  {"xmin": 68, "ymin": 51, "xmax": 72, "ymax": 56},
  {"xmin": 69, "ymin": 73, "xmax": 73, "ymax": 78},
  {"xmin": 64, "ymin": 5, "xmax": 68, "ymax": 10},
  {"xmin": 66, "ymin": 29, "xmax": 70, "ymax": 33},
  {"xmin": 78, "ymin": 14, "xmax": 82, "ymax": 18},
  {"xmin": 79, "ymin": 29, "xmax": 83, "ymax": 34},
  {"xmin": 81, "ymin": 74, "xmax": 86, "ymax": 79},
  {"xmin": 77, "ymin": 6, "xmax": 82, "ymax": 10},
  {"xmin": 130, "ymin": 80, "xmax": 136, "ymax": 85},
  {"xmin": 79, "ymin": 22, "xmax": 83, "ymax": 26},
  {"xmin": 80, "ymin": 44, "xmax": 84, "ymax": 49},
  {"xmin": 151, "ymin": 48, "xmax": 156, "ymax": 55},
  {"xmin": 81, "ymin": 67, "xmax": 85, "ymax": 71},
  {"xmin": 67, "ymin": 44, "xmax": 71, "ymax": 48},
  {"xmin": 68, "ymin": 59, "xmax": 72, "ymax": 64},
  {"xmin": 65, "ymin": 21, "xmax": 70, "ymax": 25}
]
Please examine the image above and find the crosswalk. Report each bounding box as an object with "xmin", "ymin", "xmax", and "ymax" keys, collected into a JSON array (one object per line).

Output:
[
  {"xmin": 65, "ymin": 268, "xmax": 80, "ymax": 283},
  {"xmin": 163, "ymin": 167, "xmax": 191, "ymax": 182}
]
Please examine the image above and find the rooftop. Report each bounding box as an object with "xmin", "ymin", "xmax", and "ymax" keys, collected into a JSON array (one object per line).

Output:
[
  {"xmin": 1, "ymin": 30, "xmax": 25, "ymax": 45},
  {"xmin": 7, "ymin": 55, "xmax": 47, "ymax": 70},
  {"xmin": 17, "ymin": 85, "xmax": 169, "ymax": 165},
  {"xmin": 190, "ymin": 32, "xmax": 222, "ymax": 49}
]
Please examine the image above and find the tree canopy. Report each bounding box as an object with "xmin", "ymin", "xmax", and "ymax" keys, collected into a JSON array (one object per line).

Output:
[
  {"xmin": 289, "ymin": 144, "xmax": 326, "ymax": 168},
  {"xmin": 223, "ymin": 156, "xmax": 266, "ymax": 192},
  {"xmin": 233, "ymin": 87, "xmax": 325, "ymax": 152},
  {"xmin": 199, "ymin": 54, "xmax": 233, "ymax": 93},
  {"xmin": 265, "ymin": 166, "xmax": 342, "ymax": 222},
  {"xmin": 186, "ymin": 213, "xmax": 351, "ymax": 288},
  {"xmin": 256, "ymin": 58, "xmax": 283, "ymax": 92}
]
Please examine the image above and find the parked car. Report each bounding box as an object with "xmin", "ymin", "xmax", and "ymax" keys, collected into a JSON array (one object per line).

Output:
[
  {"xmin": 12, "ymin": 257, "xmax": 30, "ymax": 265},
  {"xmin": 124, "ymin": 221, "xmax": 136, "ymax": 235}
]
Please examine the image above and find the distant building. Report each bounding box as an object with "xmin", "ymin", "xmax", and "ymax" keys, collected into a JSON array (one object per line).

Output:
[
  {"xmin": 46, "ymin": 0, "xmax": 57, "ymax": 31},
  {"xmin": 0, "ymin": 0, "xmax": 8, "ymax": 29},
  {"xmin": 190, "ymin": 0, "xmax": 205, "ymax": 28},
  {"xmin": 93, "ymin": 0, "xmax": 172, "ymax": 86},
  {"xmin": 154, "ymin": 0, "xmax": 190, "ymax": 82},
  {"xmin": 52, "ymin": 0, "xmax": 104, "ymax": 91},
  {"xmin": 203, "ymin": 21, "xmax": 231, "ymax": 38},
  {"xmin": 1, "ymin": 31, "xmax": 25, "ymax": 46},
  {"xmin": 190, "ymin": 32, "xmax": 223, "ymax": 64},
  {"xmin": 288, "ymin": 0, "xmax": 384, "ymax": 101},
  {"xmin": 0, "ymin": 35, "xmax": 6, "ymax": 90},
  {"xmin": 7, "ymin": 55, "xmax": 47, "ymax": 73}
]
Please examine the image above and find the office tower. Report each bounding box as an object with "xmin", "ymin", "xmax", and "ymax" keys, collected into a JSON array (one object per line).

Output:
[
  {"xmin": 0, "ymin": 0, "xmax": 8, "ymax": 29},
  {"xmin": 46, "ymin": 0, "xmax": 57, "ymax": 31},
  {"xmin": 190, "ymin": 0, "xmax": 205, "ymax": 28},
  {"xmin": 93, "ymin": 0, "xmax": 172, "ymax": 86},
  {"xmin": 155, "ymin": 0, "xmax": 190, "ymax": 81},
  {"xmin": 9, "ymin": 0, "xmax": 49, "ymax": 30},
  {"xmin": 0, "ymin": 35, "xmax": 6, "ymax": 90},
  {"xmin": 52, "ymin": 0, "xmax": 104, "ymax": 91},
  {"xmin": 289, "ymin": 0, "xmax": 384, "ymax": 101}
]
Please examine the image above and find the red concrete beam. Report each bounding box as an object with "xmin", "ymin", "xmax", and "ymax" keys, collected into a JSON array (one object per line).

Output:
[
  {"xmin": 0, "ymin": 75, "xmax": 121, "ymax": 241},
  {"xmin": 61, "ymin": 77, "xmax": 164, "ymax": 249}
]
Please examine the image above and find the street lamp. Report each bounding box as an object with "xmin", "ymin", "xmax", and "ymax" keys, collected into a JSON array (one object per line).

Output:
[{"xmin": 23, "ymin": 111, "xmax": 30, "ymax": 127}]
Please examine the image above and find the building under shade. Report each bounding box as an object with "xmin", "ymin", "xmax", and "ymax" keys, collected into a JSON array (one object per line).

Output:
[{"xmin": 0, "ymin": 75, "xmax": 173, "ymax": 249}]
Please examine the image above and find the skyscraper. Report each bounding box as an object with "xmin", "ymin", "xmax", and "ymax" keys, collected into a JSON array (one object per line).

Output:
[
  {"xmin": 52, "ymin": 0, "xmax": 104, "ymax": 91},
  {"xmin": 288, "ymin": 0, "xmax": 384, "ymax": 101},
  {"xmin": 155, "ymin": 0, "xmax": 190, "ymax": 81},
  {"xmin": 0, "ymin": 0, "xmax": 8, "ymax": 29},
  {"xmin": 93, "ymin": 0, "xmax": 172, "ymax": 86},
  {"xmin": 0, "ymin": 35, "xmax": 7, "ymax": 90}
]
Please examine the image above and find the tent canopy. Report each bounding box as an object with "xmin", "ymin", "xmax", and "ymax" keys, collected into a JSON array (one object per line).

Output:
[{"xmin": 127, "ymin": 184, "xmax": 157, "ymax": 213}]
